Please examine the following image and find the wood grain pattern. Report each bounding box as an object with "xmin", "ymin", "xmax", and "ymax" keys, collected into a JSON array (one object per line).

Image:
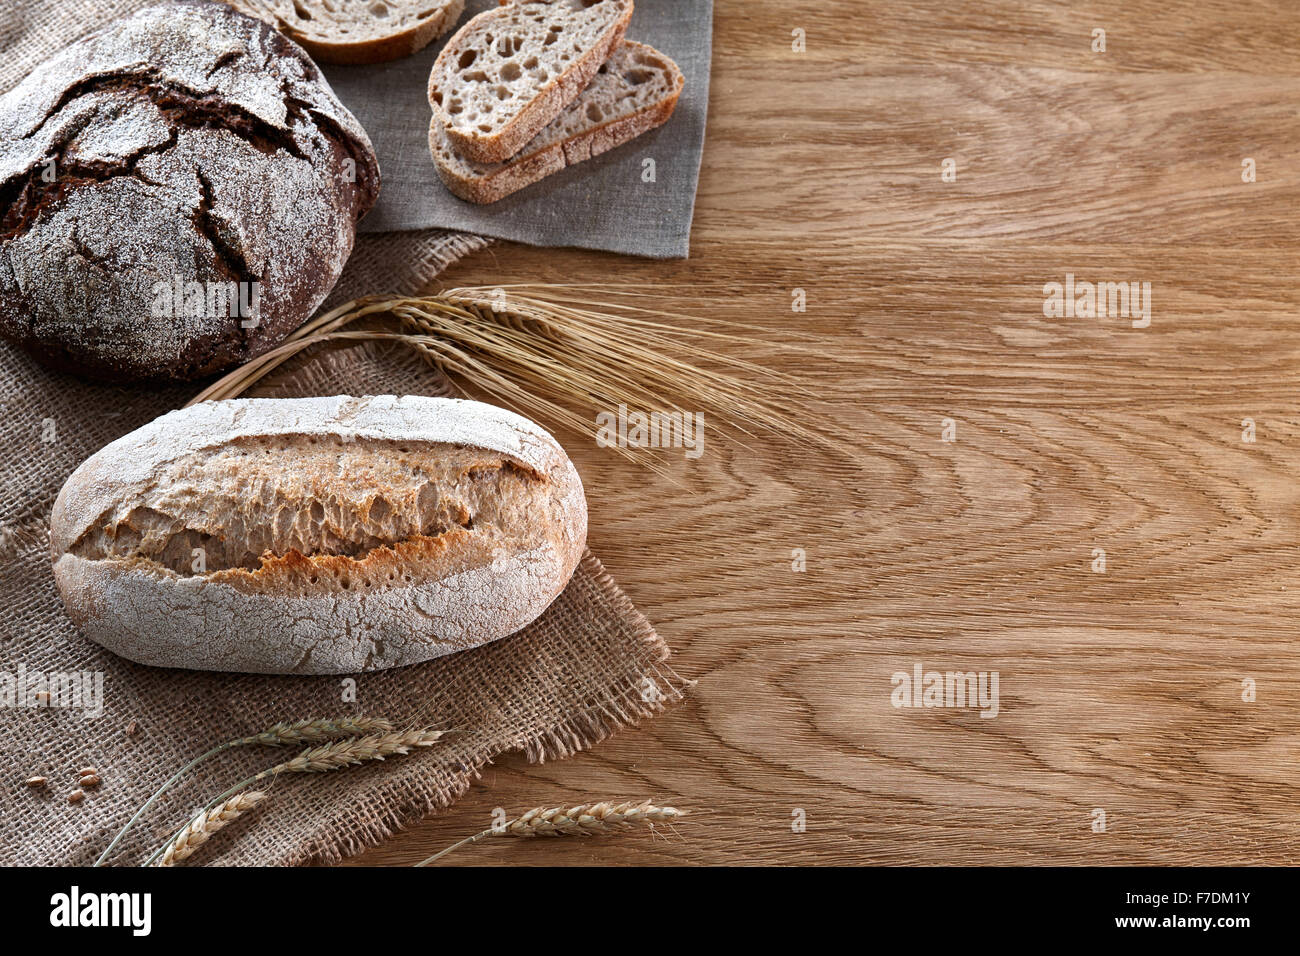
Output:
[{"xmin": 347, "ymin": 0, "xmax": 1300, "ymax": 865}]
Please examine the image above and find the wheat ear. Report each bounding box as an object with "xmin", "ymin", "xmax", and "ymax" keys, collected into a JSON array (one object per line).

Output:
[
  {"xmin": 233, "ymin": 717, "xmax": 395, "ymax": 748},
  {"xmin": 96, "ymin": 716, "xmax": 394, "ymax": 867},
  {"xmin": 414, "ymin": 800, "xmax": 686, "ymax": 865},
  {"xmin": 154, "ymin": 791, "xmax": 268, "ymax": 867},
  {"xmin": 253, "ymin": 729, "xmax": 448, "ymax": 776},
  {"xmin": 142, "ymin": 728, "xmax": 448, "ymax": 867}
]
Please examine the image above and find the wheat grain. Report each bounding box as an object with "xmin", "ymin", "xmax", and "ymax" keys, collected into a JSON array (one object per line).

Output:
[
  {"xmin": 155, "ymin": 791, "xmax": 268, "ymax": 867},
  {"xmin": 234, "ymin": 717, "xmax": 395, "ymax": 748},
  {"xmin": 504, "ymin": 801, "xmax": 686, "ymax": 836},
  {"xmin": 255, "ymin": 729, "xmax": 447, "ymax": 778},
  {"xmin": 414, "ymin": 800, "xmax": 685, "ymax": 865}
]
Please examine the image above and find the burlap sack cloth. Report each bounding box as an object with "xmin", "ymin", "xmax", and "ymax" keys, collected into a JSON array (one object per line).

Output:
[{"xmin": 0, "ymin": 1, "xmax": 687, "ymax": 865}]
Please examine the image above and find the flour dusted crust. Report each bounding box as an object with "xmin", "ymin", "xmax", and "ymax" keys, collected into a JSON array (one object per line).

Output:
[
  {"xmin": 428, "ymin": 0, "xmax": 634, "ymax": 164},
  {"xmin": 50, "ymin": 396, "xmax": 588, "ymax": 674},
  {"xmin": 0, "ymin": 1, "xmax": 380, "ymax": 382}
]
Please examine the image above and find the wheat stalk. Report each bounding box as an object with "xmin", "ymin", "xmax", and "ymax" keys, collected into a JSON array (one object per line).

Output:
[
  {"xmin": 95, "ymin": 716, "xmax": 395, "ymax": 867},
  {"xmin": 414, "ymin": 800, "xmax": 686, "ymax": 865},
  {"xmin": 154, "ymin": 791, "xmax": 268, "ymax": 867},
  {"xmin": 185, "ymin": 287, "xmax": 828, "ymax": 470},
  {"xmin": 142, "ymin": 728, "xmax": 448, "ymax": 867}
]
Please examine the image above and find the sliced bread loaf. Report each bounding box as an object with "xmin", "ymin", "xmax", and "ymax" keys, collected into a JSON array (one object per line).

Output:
[
  {"xmin": 430, "ymin": 40, "xmax": 682, "ymax": 203},
  {"xmin": 230, "ymin": 0, "xmax": 465, "ymax": 64},
  {"xmin": 428, "ymin": 0, "xmax": 634, "ymax": 164}
]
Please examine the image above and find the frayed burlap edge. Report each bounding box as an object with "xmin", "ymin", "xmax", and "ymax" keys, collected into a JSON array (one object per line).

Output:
[
  {"xmin": 287, "ymin": 612, "xmax": 691, "ymax": 867},
  {"xmin": 277, "ymin": 550, "xmax": 693, "ymax": 867},
  {"xmin": 326, "ymin": 232, "xmax": 493, "ymax": 309}
]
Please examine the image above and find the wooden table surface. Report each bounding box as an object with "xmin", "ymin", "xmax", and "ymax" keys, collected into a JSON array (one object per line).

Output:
[{"xmin": 351, "ymin": 0, "xmax": 1300, "ymax": 865}]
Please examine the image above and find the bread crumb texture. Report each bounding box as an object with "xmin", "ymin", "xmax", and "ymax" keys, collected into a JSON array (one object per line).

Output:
[
  {"xmin": 230, "ymin": 0, "xmax": 466, "ymax": 64},
  {"xmin": 429, "ymin": 0, "xmax": 633, "ymax": 162},
  {"xmin": 50, "ymin": 396, "xmax": 588, "ymax": 674},
  {"xmin": 431, "ymin": 40, "xmax": 684, "ymax": 203}
]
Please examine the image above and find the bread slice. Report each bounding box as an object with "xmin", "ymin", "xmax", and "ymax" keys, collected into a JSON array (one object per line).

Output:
[
  {"xmin": 430, "ymin": 40, "xmax": 682, "ymax": 203},
  {"xmin": 428, "ymin": 0, "xmax": 634, "ymax": 165},
  {"xmin": 229, "ymin": 0, "xmax": 465, "ymax": 65}
]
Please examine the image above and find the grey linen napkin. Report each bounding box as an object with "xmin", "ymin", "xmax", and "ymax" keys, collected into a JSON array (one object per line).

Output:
[{"xmin": 323, "ymin": 0, "xmax": 713, "ymax": 258}]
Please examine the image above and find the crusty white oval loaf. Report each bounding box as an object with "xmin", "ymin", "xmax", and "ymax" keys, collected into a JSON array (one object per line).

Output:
[
  {"xmin": 431, "ymin": 40, "xmax": 683, "ymax": 203},
  {"xmin": 428, "ymin": 0, "xmax": 633, "ymax": 164},
  {"xmin": 50, "ymin": 395, "xmax": 588, "ymax": 674},
  {"xmin": 230, "ymin": 0, "xmax": 465, "ymax": 65}
]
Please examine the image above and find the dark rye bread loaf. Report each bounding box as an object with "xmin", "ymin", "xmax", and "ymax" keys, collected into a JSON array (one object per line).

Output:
[{"xmin": 0, "ymin": 0, "xmax": 380, "ymax": 382}]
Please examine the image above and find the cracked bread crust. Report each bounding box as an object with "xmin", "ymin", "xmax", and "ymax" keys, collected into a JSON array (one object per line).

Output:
[
  {"xmin": 0, "ymin": 0, "xmax": 380, "ymax": 382},
  {"xmin": 50, "ymin": 395, "xmax": 589, "ymax": 674}
]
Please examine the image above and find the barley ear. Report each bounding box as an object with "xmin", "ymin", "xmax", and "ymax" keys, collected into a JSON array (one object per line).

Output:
[{"xmin": 185, "ymin": 288, "xmax": 829, "ymax": 469}]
